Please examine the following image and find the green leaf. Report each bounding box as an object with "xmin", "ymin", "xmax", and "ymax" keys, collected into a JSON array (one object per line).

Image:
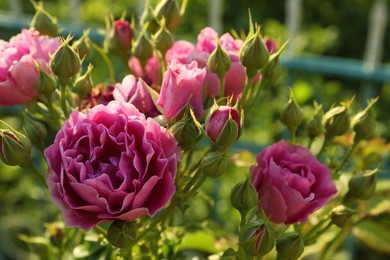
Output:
[{"xmin": 352, "ymin": 215, "xmax": 390, "ymax": 254}]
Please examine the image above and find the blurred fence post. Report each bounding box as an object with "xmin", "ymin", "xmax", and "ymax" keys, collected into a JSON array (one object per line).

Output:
[
  {"xmin": 209, "ymin": 0, "xmax": 223, "ymax": 34},
  {"xmin": 285, "ymin": 0, "xmax": 302, "ymax": 56},
  {"xmin": 70, "ymin": 0, "xmax": 82, "ymax": 25},
  {"xmin": 136, "ymin": 0, "xmax": 145, "ymax": 18},
  {"xmin": 363, "ymin": 0, "xmax": 388, "ymax": 99},
  {"xmin": 8, "ymin": 0, "xmax": 22, "ymax": 17}
]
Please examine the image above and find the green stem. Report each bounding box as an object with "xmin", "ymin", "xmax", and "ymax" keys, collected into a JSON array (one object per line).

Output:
[
  {"xmin": 334, "ymin": 142, "xmax": 358, "ymax": 175},
  {"xmin": 60, "ymin": 84, "xmax": 70, "ymax": 118},
  {"xmin": 239, "ymin": 75, "xmax": 253, "ymax": 109},
  {"xmin": 289, "ymin": 126, "xmax": 297, "ymax": 144},
  {"xmin": 308, "ymin": 137, "xmax": 314, "ymax": 150},
  {"xmin": 247, "ymin": 77, "xmax": 266, "ymax": 112},
  {"xmin": 45, "ymin": 95, "xmax": 63, "ymax": 128},
  {"xmin": 87, "ymin": 39, "xmax": 116, "ymax": 83},
  {"xmin": 94, "ymin": 225, "xmax": 107, "ymax": 238},
  {"xmin": 219, "ymin": 75, "xmax": 225, "ymax": 100}
]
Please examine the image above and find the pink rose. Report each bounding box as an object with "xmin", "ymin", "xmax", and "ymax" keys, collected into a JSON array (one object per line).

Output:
[
  {"xmin": 128, "ymin": 55, "xmax": 160, "ymax": 86},
  {"xmin": 165, "ymin": 40, "xmax": 195, "ymax": 64},
  {"xmin": 0, "ymin": 28, "xmax": 61, "ymax": 106},
  {"xmin": 113, "ymin": 74, "xmax": 159, "ymax": 118},
  {"xmin": 114, "ymin": 20, "xmax": 132, "ymax": 51},
  {"xmin": 157, "ymin": 59, "xmax": 206, "ymax": 121},
  {"xmin": 251, "ymin": 140, "xmax": 337, "ymax": 224},
  {"xmin": 45, "ymin": 101, "xmax": 181, "ymax": 230},
  {"xmin": 195, "ymin": 27, "xmax": 218, "ymax": 53},
  {"xmin": 206, "ymin": 106, "xmax": 241, "ymax": 145}
]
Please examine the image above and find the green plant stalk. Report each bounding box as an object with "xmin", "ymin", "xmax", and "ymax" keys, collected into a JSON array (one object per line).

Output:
[
  {"xmin": 239, "ymin": 75, "xmax": 254, "ymax": 109},
  {"xmin": 156, "ymin": 50, "xmax": 166, "ymax": 84},
  {"xmin": 219, "ymin": 74, "xmax": 225, "ymax": 100},
  {"xmin": 334, "ymin": 142, "xmax": 358, "ymax": 175},
  {"xmin": 289, "ymin": 126, "xmax": 297, "ymax": 144},
  {"xmin": 60, "ymin": 83, "xmax": 70, "ymax": 118},
  {"xmin": 94, "ymin": 225, "xmax": 108, "ymax": 238},
  {"xmin": 44, "ymin": 94, "xmax": 63, "ymax": 129},
  {"xmin": 22, "ymin": 161, "xmax": 48, "ymax": 188},
  {"xmin": 247, "ymin": 77, "xmax": 266, "ymax": 112},
  {"xmin": 87, "ymin": 39, "xmax": 116, "ymax": 83}
]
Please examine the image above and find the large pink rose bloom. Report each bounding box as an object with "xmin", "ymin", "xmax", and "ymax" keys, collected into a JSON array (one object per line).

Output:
[
  {"xmin": 0, "ymin": 29, "xmax": 61, "ymax": 106},
  {"xmin": 45, "ymin": 101, "xmax": 181, "ymax": 230},
  {"xmin": 251, "ymin": 140, "xmax": 337, "ymax": 224},
  {"xmin": 113, "ymin": 74, "xmax": 159, "ymax": 118},
  {"xmin": 157, "ymin": 59, "xmax": 206, "ymax": 121}
]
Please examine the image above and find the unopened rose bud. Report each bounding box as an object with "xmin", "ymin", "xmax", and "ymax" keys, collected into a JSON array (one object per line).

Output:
[
  {"xmin": 36, "ymin": 65, "xmax": 57, "ymax": 96},
  {"xmin": 72, "ymin": 30, "xmax": 90, "ymax": 59},
  {"xmin": 280, "ymin": 90, "xmax": 303, "ymax": 132},
  {"xmin": 170, "ymin": 116, "xmax": 201, "ymax": 150},
  {"xmin": 114, "ymin": 20, "xmax": 133, "ymax": 51},
  {"xmin": 140, "ymin": 4, "xmax": 159, "ymax": 33},
  {"xmin": 323, "ymin": 100, "xmax": 352, "ymax": 138},
  {"xmin": 31, "ymin": 2, "xmax": 59, "ymax": 37},
  {"xmin": 352, "ymin": 97, "xmax": 378, "ymax": 142},
  {"xmin": 23, "ymin": 117, "xmax": 47, "ymax": 148},
  {"xmin": 201, "ymin": 151, "xmax": 227, "ymax": 178},
  {"xmin": 348, "ymin": 169, "xmax": 378, "ymax": 200},
  {"xmin": 0, "ymin": 120, "xmax": 32, "ymax": 166},
  {"xmin": 152, "ymin": 19, "xmax": 174, "ymax": 56},
  {"xmin": 206, "ymin": 106, "xmax": 241, "ymax": 150},
  {"xmin": 74, "ymin": 64, "xmax": 94, "ymax": 99},
  {"xmin": 132, "ymin": 29, "xmax": 154, "ymax": 67},
  {"xmin": 230, "ymin": 176, "xmax": 258, "ymax": 213},
  {"xmin": 154, "ymin": 0, "xmax": 183, "ymax": 31},
  {"xmin": 331, "ymin": 206, "xmax": 355, "ymax": 228},
  {"xmin": 306, "ymin": 103, "xmax": 324, "ymax": 139},
  {"xmin": 240, "ymin": 221, "xmax": 275, "ymax": 256},
  {"xmin": 50, "ymin": 37, "xmax": 81, "ymax": 86},
  {"xmin": 239, "ymin": 25, "xmax": 269, "ymax": 75},
  {"xmin": 208, "ymin": 39, "xmax": 231, "ymax": 80},
  {"xmin": 107, "ymin": 220, "xmax": 137, "ymax": 248},
  {"xmin": 276, "ymin": 232, "xmax": 304, "ymax": 260}
]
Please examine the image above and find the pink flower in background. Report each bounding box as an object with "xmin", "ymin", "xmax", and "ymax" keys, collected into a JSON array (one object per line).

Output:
[
  {"xmin": 251, "ymin": 140, "xmax": 337, "ymax": 224},
  {"xmin": 45, "ymin": 101, "xmax": 181, "ymax": 230},
  {"xmin": 157, "ymin": 59, "xmax": 206, "ymax": 121},
  {"xmin": 113, "ymin": 74, "xmax": 159, "ymax": 118},
  {"xmin": 114, "ymin": 20, "xmax": 132, "ymax": 51},
  {"xmin": 165, "ymin": 40, "xmax": 195, "ymax": 64},
  {"xmin": 264, "ymin": 37, "xmax": 278, "ymax": 55},
  {"xmin": 0, "ymin": 28, "xmax": 61, "ymax": 106},
  {"xmin": 128, "ymin": 55, "xmax": 160, "ymax": 86},
  {"xmin": 196, "ymin": 27, "xmax": 218, "ymax": 53},
  {"xmin": 206, "ymin": 106, "xmax": 241, "ymax": 144}
]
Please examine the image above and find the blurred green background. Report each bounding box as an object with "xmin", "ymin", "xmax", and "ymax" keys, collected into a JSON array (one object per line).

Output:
[{"xmin": 0, "ymin": 0, "xmax": 389, "ymax": 259}]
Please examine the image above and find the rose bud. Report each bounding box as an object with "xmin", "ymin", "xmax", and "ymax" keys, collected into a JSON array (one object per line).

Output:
[
  {"xmin": 280, "ymin": 90, "xmax": 303, "ymax": 134},
  {"xmin": 73, "ymin": 64, "xmax": 94, "ymax": 100},
  {"xmin": 201, "ymin": 151, "xmax": 228, "ymax": 178},
  {"xmin": 132, "ymin": 28, "xmax": 154, "ymax": 67},
  {"xmin": 170, "ymin": 115, "xmax": 201, "ymax": 150},
  {"xmin": 152, "ymin": 19, "xmax": 174, "ymax": 56},
  {"xmin": 23, "ymin": 116, "xmax": 48, "ymax": 148},
  {"xmin": 230, "ymin": 175, "xmax": 258, "ymax": 213},
  {"xmin": 114, "ymin": 20, "xmax": 133, "ymax": 51},
  {"xmin": 331, "ymin": 206, "xmax": 355, "ymax": 228},
  {"xmin": 276, "ymin": 232, "xmax": 304, "ymax": 260},
  {"xmin": 154, "ymin": 0, "xmax": 184, "ymax": 31},
  {"xmin": 140, "ymin": 4, "xmax": 159, "ymax": 33},
  {"xmin": 31, "ymin": 1, "xmax": 59, "ymax": 37},
  {"xmin": 239, "ymin": 25, "xmax": 269, "ymax": 76},
  {"xmin": 50, "ymin": 37, "xmax": 81, "ymax": 86},
  {"xmin": 0, "ymin": 120, "xmax": 32, "ymax": 166},
  {"xmin": 36, "ymin": 64, "xmax": 57, "ymax": 96},
  {"xmin": 352, "ymin": 97, "xmax": 378, "ymax": 142},
  {"xmin": 323, "ymin": 99, "xmax": 352, "ymax": 138},
  {"xmin": 72, "ymin": 30, "xmax": 90, "ymax": 59},
  {"xmin": 348, "ymin": 169, "xmax": 378, "ymax": 200},
  {"xmin": 306, "ymin": 103, "xmax": 324, "ymax": 139},
  {"xmin": 240, "ymin": 221, "xmax": 275, "ymax": 256},
  {"xmin": 107, "ymin": 220, "xmax": 137, "ymax": 248},
  {"xmin": 208, "ymin": 39, "xmax": 231, "ymax": 80},
  {"xmin": 206, "ymin": 106, "xmax": 241, "ymax": 149}
]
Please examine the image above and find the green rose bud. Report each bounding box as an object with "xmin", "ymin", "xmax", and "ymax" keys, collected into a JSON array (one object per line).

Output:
[
  {"xmin": 23, "ymin": 116, "xmax": 47, "ymax": 148},
  {"xmin": 170, "ymin": 116, "xmax": 201, "ymax": 151},
  {"xmin": 36, "ymin": 65, "xmax": 57, "ymax": 96},
  {"xmin": 72, "ymin": 30, "xmax": 91, "ymax": 59},
  {"xmin": 240, "ymin": 221, "xmax": 275, "ymax": 256},
  {"xmin": 140, "ymin": 3, "xmax": 159, "ymax": 34},
  {"xmin": 31, "ymin": 1, "xmax": 59, "ymax": 37},
  {"xmin": 107, "ymin": 220, "xmax": 137, "ymax": 248},
  {"xmin": 348, "ymin": 169, "xmax": 378, "ymax": 200},
  {"xmin": 280, "ymin": 90, "xmax": 304, "ymax": 133},
  {"xmin": 276, "ymin": 232, "xmax": 304, "ymax": 260},
  {"xmin": 0, "ymin": 120, "xmax": 32, "ymax": 166},
  {"xmin": 323, "ymin": 99, "xmax": 353, "ymax": 138},
  {"xmin": 73, "ymin": 64, "xmax": 94, "ymax": 99},
  {"xmin": 152, "ymin": 19, "xmax": 174, "ymax": 56},
  {"xmin": 230, "ymin": 176, "xmax": 258, "ymax": 213},
  {"xmin": 201, "ymin": 151, "xmax": 228, "ymax": 178},
  {"xmin": 239, "ymin": 25, "xmax": 269, "ymax": 73},
  {"xmin": 331, "ymin": 206, "xmax": 355, "ymax": 228},
  {"xmin": 352, "ymin": 97, "xmax": 378, "ymax": 142},
  {"xmin": 208, "ymin": 39, "xmax": 231, "ymax": 81},
  {"xmin": 132, "ymin": 28, "xmax": 154, "ymax": 67},
  {"xmin": 306, "ymin": 103, "xmax": 324, "ymax": 139},
  {"xmin": 50, "ymin": 37, "xmax": 81, "ymax": 86},
  {"xmin": 154, "ymin": 0, "xmax": 184, "ymax": 31}
]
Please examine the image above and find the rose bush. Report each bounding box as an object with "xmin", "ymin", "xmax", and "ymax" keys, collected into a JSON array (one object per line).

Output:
[
  {"xmin": 0, "ymin": 28, "xmax": 61, "ymax": 106},
  {"xmin": 251, "ymin": 140, "xmax": 337, "ymax": 224},
  {"xmin": 44, "ymin": 101, "xmax": 181, "ymax": 230}
]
